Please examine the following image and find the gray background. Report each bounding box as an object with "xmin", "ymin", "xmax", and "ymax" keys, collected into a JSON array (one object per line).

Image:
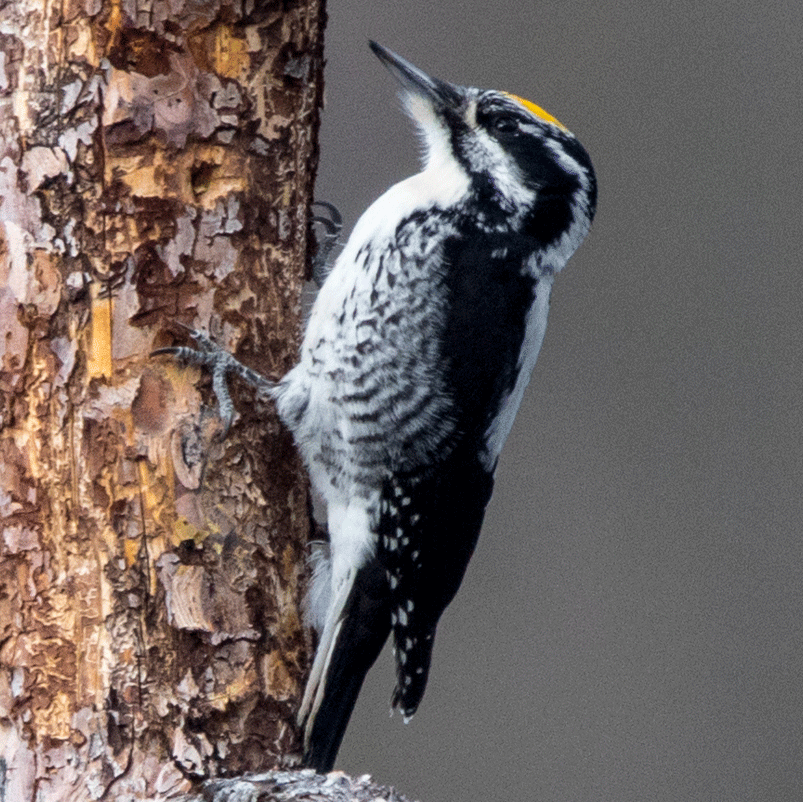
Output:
[{"xmin": 313, "ymin": 1, "xmax": 803, "ymax": 799}]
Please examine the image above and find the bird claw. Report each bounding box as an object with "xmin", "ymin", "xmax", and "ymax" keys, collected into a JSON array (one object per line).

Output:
[
  {"xmin": 311, "ymin": 201, "xmax": 343, "ymax": 287},
  {"xmin": 151, "ymin": 324, "xmax": 276, "ymax": 437}
]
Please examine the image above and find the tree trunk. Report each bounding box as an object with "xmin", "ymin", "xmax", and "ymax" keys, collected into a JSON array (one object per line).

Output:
[{"xmin": 0, "ymin": 1, "xmax": 325, "ymax": 799}]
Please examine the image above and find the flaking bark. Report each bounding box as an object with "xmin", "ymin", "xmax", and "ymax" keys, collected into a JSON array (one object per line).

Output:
[
  {"xmin": 194, "ymin": 769, "xmax": 419, "ymax": 802},
  {"xmin": 0, "ymin": 0, "xmax": 325, "ymax": 798}
]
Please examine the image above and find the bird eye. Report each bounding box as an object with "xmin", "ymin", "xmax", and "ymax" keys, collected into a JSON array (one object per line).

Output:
[{"xmin": 490, "ymin": 113, "xmax": 519, "ymax": 134}]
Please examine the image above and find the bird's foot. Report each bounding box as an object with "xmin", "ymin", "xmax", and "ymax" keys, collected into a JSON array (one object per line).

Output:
[
  {"xmin": 311, "ymin": 201, "xmax": 343, "ymax": 287},
  {"xmin": 152, "ymin": 324, "xmax": 276, "ymax": 436}
]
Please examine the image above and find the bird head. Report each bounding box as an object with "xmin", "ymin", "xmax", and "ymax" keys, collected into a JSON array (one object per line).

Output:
[{"xmin": 369, "ymin": 41, "xmax": 597, "ymax": 262}]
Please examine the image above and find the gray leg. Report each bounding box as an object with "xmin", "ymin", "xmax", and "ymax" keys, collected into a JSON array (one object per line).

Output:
[{"xmin": 152, "ymin": 324, "xmax": 276, "ymax": 436}]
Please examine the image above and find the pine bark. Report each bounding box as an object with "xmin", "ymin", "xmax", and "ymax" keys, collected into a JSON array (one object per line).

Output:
[{"xmin": 0, "ymin": 1, "xmax": 325, "ymax": 799}]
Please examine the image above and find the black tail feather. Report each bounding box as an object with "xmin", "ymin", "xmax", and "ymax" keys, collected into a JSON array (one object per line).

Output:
[{"xmin": 302, "ymin": 559, "xmax": 391, "ymax": 772}]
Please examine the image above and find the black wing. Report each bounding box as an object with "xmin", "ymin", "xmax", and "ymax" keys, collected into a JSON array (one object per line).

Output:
[{"xmin": 383, "ymin": 224, "xmax": 541, "ymax": 714}]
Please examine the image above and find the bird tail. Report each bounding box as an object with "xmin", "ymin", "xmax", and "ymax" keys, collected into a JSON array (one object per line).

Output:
[{"xmin": 298, "ymin": 558, "xmax": 391, "ymax": 772}]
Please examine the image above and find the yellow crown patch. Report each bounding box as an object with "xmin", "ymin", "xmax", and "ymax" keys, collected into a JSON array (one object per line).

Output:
[{"xmin": 504, "ymin": 93, "xmax": 568, "ymax": 131}]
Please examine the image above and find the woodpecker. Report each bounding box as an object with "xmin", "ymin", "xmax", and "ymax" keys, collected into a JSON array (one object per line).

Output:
[
  {"xmin": 159, "ymin": 41, "xmax": 596, "ymax": 772},
  {"xmin": 286, "ymin": 41, "xmax": 596, "ymax": 770}
]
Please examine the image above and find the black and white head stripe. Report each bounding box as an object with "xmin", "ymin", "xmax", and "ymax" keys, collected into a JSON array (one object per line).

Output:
[{"xmin": 369, "ymin": 43, "xmax": 595, "ymax": 248}]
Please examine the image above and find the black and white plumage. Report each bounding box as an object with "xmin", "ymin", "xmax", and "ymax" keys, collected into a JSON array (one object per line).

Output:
[{"xmin": 271, "ymin": 42, "xmax": 597, "ymax": 771}]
